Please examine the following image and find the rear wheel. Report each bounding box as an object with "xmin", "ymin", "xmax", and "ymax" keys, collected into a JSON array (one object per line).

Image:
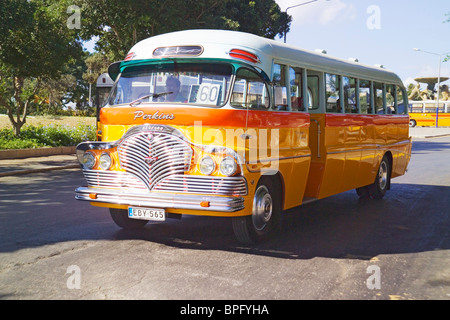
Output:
[
  {"xmin": 356, "ymin": 155, "xmax": 391, "ymax": 200},
  {"xmin": 409, "ymin": 119, "xmax": 417, "ymax": 127},
  {"xmin": 356, "ymin": 185, "xmax": 370, "ymax": 198},
  {"xmin": 232, "ymin": 176, "xmax": 283, "ymax": 244},
  {"xmin": 368, "ymin": 155, "xmax": 391, "ymax": 199},
  {"xmin": 110, "ymin": 208, "xmax": 148, "ymax": 229}
]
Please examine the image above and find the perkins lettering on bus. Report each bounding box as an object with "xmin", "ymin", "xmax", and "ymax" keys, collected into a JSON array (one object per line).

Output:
[{"xmin": 134, "ymin": 110, "xmax": 175, "ymax": 121}]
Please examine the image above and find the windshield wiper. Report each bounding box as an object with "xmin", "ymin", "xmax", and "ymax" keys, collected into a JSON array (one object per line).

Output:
[{"xmin": 129, "ymin": 91, "xmax": 173, "ymax": 107}]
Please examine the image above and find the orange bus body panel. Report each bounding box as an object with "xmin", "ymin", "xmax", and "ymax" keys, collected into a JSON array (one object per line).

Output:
[{"xmin": 305, "ymin": 114, "xmax": 410, "ymax": 199}]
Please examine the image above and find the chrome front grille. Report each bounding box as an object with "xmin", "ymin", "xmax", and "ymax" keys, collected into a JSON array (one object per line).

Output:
[
  {"xmin": 82, "ymin": 125, "xmax": 247, "ymax": 197},
  {"xmin": 153, "ymin": 174, "xmax": 247, "ymax": 196},
  {"xmin": 82, "ymin": 171, "xmax": 247, "ymax": 196},
  {"xmin": 118, "ymin": 130, "xmax": 192, "ymax": 190},
  {"xmin": 83, "ymin": 170, "xmax": 147, "ymax": 191}
]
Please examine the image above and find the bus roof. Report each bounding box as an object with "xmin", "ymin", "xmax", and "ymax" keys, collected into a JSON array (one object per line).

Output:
[{"xmin": 116, "ymin": 29, "xmax": 404, "ymax": 86}]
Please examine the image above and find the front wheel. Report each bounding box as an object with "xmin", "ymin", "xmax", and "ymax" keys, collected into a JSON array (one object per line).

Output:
[
  {"xmin": 409, "ymin": 119, "xmax": 416, "ymax": 127},
  {"xmin": 232, "ymin": 177, "xmax": 283, "ymax": 244},
  {"xmin": 110, "ymin": 208, "xmax": 148, "ymax": 229}
]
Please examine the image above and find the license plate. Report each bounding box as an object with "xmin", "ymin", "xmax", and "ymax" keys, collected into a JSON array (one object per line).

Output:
[{"xmin": 128, "ymin": 207, "xmax": 165, "ymax": 221}]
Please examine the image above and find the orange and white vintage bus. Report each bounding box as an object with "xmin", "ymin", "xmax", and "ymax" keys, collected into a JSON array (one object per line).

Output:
[
  {"xmin": 75, "ymin": 30, "xmax": 412, "ymax": 244},
  {"xmin": 408, "ymin": 100, "xmax": 450, "ymax": 127}
]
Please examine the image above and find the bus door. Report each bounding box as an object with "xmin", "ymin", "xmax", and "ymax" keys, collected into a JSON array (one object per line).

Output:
[{"xmin": 304, "ymin": 70, "xmax": 326, "ymax": 199}]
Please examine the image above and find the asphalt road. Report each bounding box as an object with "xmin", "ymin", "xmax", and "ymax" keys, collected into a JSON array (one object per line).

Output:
[{"xmin": 0, "ymin": 136, "xmax": 449, "ymax": 303}]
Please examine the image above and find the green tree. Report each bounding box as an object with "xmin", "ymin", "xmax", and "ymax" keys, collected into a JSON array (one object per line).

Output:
[
  {"xmin": 83, "ymin": 52, "xmax": 110, "ymax": 84},
  {"xmin": 0, "ymin": 0, "xmax": 83, "ymax": 135},
  {"xmin": 75, "ymin": 0, "xmax": 291, "ymax": 61},
  {"xmin": 223, "ymin": 0, "xmax": 291, "ymax": 39}
]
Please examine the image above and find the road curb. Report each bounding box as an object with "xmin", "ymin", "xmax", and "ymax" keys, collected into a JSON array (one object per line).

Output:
[{"xmin": 0, "ymin": 146, "xmax": 76, "ymax": 160}]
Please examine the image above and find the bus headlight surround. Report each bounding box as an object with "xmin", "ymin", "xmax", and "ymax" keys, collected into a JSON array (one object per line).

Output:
[
  {"xmin": 219, "ymin": 156, "xmax": 237, "ymax": 176},
  {"xmin": 82, "ymin": 152, "xmax": 96, "ymax": 169},
  {"xmin": 199, "ymin": 156, "xmax": 215, "ymax": 175},
  {"xmin": 99, "ymin": 153, "xmax": 112, "ymax": 170}
]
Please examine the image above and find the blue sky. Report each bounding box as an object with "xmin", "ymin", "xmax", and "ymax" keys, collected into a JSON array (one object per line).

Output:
[{"xmin": 275, "ymin": 0, "xmax": 450, "ymax": 87}]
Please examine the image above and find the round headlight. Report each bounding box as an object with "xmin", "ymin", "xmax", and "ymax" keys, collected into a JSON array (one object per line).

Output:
[
  {"xmin": 219, "ymin": 156, "xmax": 237, "ymax": 176},
  {"xmin": 199, "ymin": 156, "xmax": 215, "ymax": 175},
  {"xmin": 99, "ymin": 153, "xmax": 112, "ymax": 170},
  {"xmin": 82, "ymin": 152, "xmax": 96, "ymax": 169}
]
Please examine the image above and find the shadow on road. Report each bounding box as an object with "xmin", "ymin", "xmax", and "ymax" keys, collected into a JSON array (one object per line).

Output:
[
  {"xmin": 111, "ymin": 182, "xmax": 450, "ymax": 260},
  {"xmin": 1, "ymin": 170, "xmax": 449, "ymax": 261},
  {"xmin": 411, "ymin": 138, "xmax": 450, "ymax": 154}
]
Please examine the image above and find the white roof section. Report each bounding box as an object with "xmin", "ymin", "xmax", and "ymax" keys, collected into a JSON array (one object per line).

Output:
[{"xmin": 125, "ymin": 29, "xmax": 404, "ymax": 86}]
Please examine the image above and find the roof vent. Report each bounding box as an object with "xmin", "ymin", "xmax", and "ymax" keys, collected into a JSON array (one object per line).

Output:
[
  {"xmin": 375, "ymin": 64, "xmax": 385, "ymax": 69},
  {"xmin": 228, "ymin": 49, "xmax": 260, "ymax": 63},
  {"xmin": 315, "ymin": 49, "xmax": 327, "ymax": 54},
  {"xmin": 348, "ymin": 57, "xmax": 359, "ymax": 62}
]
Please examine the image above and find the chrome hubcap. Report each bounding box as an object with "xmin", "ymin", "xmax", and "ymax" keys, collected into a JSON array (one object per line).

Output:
[
  {"xmin": 378, "ymin": 161, "xmax": 388, "ymax": 190},
  {"xmin": 252, "ymin": 185, "xmax": 272, "ymax": 231}
]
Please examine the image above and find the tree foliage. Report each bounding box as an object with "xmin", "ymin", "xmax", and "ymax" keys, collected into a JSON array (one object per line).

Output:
[
  {"xmin": 75, "ymin": 0, "xmax": 290, "ymax": 61},
  {"xmin": 0, "ymin": 0, "xmax": 84, "ymax": 135},
  {"xmin": 0, "ymin": 0, "xmax": 291, "ymax": 136}
]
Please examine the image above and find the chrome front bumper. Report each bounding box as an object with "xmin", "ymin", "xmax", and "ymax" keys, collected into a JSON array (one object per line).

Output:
[{"xmin": 75, "ymin": 187, "xmax": 245, "ymax": 212}]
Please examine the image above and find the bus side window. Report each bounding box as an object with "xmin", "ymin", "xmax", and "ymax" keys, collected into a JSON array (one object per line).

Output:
[
  {"xmin": 307, "ymin": 75, "xmax": 319, "ymax": 110},
  {"xmin": 374, "ymin": 82, "xmax": 385, "ymax": 114},
  {"xmin": 326, "ymin": 73, "xmax": 340, "ymax": 113},
  {"xmin": 231, "ymin": 68, "xmax": 270, "ymax": 110},
  {"xmin": 343, "ymin": 76, "xmax": 357, "ymax": 113},
  {"xmin": 386, "ymin": 84, "xmax": 396, "ymax": 114},
  {"xmin": 359, "ymin": 80, "xmax": 372, "ymax": 114},
  {"xmin": 289, "ymin": 67, "xmax": 304, "ymax": 111},
  {"xmin": 273, "ymin": 64, "xmax": 288, "ymax": 111},
  {"xmin": 396, "ymin": 86, "xmax": 407, "ymax": 114}
]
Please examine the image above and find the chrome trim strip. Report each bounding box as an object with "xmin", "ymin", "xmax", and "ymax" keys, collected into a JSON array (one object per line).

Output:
[
  {"xmin": 325, "ymin": 140, "xmax": 412, "ymax": 155},
  {"xmin": 246, "ymin": 154, "xmax": 311, "ymax": 164},
  {"xmin": 75, "ymin": 187, "xmax": 245, "ymax": 212}
]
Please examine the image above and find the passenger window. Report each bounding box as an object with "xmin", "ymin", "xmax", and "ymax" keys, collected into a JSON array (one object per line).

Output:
[
  {"xmin": 359, "ymin": 80, "xmax": 372, "ymax": 114},
  {"xmin": 374, "ymin": 82, "xmax": 385, "ymax": 114},
  {"xmin": 289, "ymin": 67, "xmax": 305, "ymax": 111},
  {"xmin": 273, "ymin": 64, "xmax": 288, "ymax": 111},
  {"xmin": 307, "ymin": 75, "xmax": 320, "ymax": 110},
  {"xmin": 326, "ymin": 73, "xmax": 341, "ymax": 113},
  {"xmin": 343, "ymin": 76, "xmax": 357, "ymax": 113},
  {"xmin": 386, "ymin": 84, "xmax": 396, "ymax": 114},
  {"xmin": 396, "ymin": 86, "xmax": 407, "ymax": 114},
  {"xmin": 231, "ymin": 68, "xmax": 270, "ymax": 110}
]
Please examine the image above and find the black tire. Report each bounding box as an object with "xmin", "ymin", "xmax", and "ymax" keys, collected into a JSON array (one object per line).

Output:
[
  {"xmin": 367, "ymin": 155, "xmax": 391, "ymax": 200},
  {"xmin": 356, "ymin": 186, "xmax": 370, "ymax": 198},
  {"xmin": 232, "ymin": 176, "xmax": 283, "ymax": 244},
  {"xmin": 409, "ymin": 119, "xmax": 416, "ymax": 127},
  {"xmin": 110, "ymin": 208, "xmax": 148, "ymax": 229}
]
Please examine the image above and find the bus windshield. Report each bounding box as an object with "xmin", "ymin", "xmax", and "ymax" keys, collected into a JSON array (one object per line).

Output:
[{"xmin": 108, "ymin": 62, "xmax": 233, "ymax": 107}]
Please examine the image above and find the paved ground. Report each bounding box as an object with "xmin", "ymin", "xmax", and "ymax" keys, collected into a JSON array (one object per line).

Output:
[
  {"xmin": 1, "ymin": 134, "xmax": 449, "ymax": 301},
  {"xmin": 0, "ymin": 154, "xmax": 78, "ymax": 177}
]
